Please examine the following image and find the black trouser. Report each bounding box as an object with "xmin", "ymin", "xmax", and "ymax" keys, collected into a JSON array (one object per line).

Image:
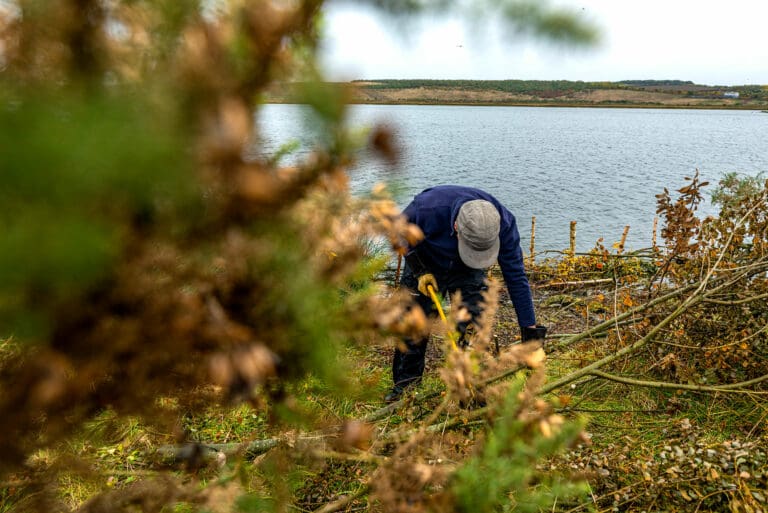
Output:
[{"xmin": 392, "ymin": 264, "xmax": 487, "ymax": 388}]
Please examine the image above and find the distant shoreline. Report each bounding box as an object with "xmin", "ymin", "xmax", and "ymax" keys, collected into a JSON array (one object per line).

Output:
[
  {"xmin": 268, "ymin": 99, "xmax": 767, "ymax": 111},
  {"xmin": 266, "ymin": 79, "xmax": 768, "ymax": 111}
]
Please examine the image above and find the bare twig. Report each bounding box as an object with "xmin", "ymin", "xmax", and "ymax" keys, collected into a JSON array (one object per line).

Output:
[
  {"xmin": 703, "ymin": 292, "xmax": 768, "ymax": 305},
  {"xmin": 655, "ymin": 322, "xmax": 768, "ymax": 350},
  {"xmin": 541, "ymin": 263, "xmax": 768, "ymax": 395},
  {"xmin": 551, "ymin": 282, "xmax": 699, "ymax": 351}
]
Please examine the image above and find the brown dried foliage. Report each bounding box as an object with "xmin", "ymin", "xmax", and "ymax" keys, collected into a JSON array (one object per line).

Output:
[
  {"xmin": 0, "ymin": 0, "xmax": 416, "ymax": 482},
  {"xmin": 649, "ymin": 172, "xmax": 768, "ymax": 381},
  {"xmin": 655, "ymin": 169, "xmax": 709, "ymax": 260}
]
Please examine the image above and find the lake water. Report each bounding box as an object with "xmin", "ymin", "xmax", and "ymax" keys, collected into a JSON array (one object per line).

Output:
[{"xmin": 255, "ymin": 104, "xmax": 768, "ymax": 252}]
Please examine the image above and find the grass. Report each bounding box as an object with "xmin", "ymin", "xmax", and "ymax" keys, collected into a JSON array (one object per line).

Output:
[
  {"xmin": 184, "ymin": 405, "xmax": 269, "ymax": 444},
  {"xmin": 3, "ymin": 258, "xmax": 767, "ymax": 512},
  {"xmin": 57, "ymin": 472, "xmax": 102, "ymax": 510},
  {"xmin": 0, "ymin": 337, "xmax": 21, "ymax": 367}
]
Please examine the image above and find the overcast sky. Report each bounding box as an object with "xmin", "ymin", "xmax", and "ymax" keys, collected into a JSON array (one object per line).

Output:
[{"xmin": 320, "ymin": 0, "xmax": 768, "ymax": 86}]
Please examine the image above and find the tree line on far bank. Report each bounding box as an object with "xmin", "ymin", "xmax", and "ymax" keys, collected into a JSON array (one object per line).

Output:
[{"xmin": 351, "ymin": 78, "xmax": 768, "ymax": 100}]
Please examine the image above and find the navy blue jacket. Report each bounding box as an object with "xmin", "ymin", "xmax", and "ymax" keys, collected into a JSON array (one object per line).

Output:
[{"xmin": 402, "ymin": 185, "xmax": 536, "ymax": 327}]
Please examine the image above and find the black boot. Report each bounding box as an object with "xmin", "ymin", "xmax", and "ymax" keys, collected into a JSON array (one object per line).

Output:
[{"xmin": 384, "ymin": 385, "xmax": 405, "ymax": 403}]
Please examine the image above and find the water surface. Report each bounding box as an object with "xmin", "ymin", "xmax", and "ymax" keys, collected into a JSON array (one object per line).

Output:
[{"xmin": 256, "ymin": 104, "xmax": 768, "ymax": 252}]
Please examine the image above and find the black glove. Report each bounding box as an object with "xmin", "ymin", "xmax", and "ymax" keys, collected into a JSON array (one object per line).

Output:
[{"xmin": 521, "ymin": 325, "xmax": 548, "ymax": 342}]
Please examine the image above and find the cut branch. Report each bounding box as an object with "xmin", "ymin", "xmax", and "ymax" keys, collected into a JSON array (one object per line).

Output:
[
  {"xmin": 703, "ymin": 292, "xmax": 768, "ymax": 305},
  {"xmin": 312, "ymin": 484, "xmax": 370, "ymax": 513},
  {"xmin": 587, "ymin": 370, "xmax": 768, "ymax": 394},
  {"xmin": 551, "ymin": 282, "xmax": 699, "ymax": 351},
  {"xmin": 154, "ymin": 434, "xmax": 330, "ymax": 463},
  {"xmin": 541, "ymin": 265, "xmax": 763, "ymax": 395},
  {"xmin": 534, "ymin": 278, "xmax": 614, "ymax": 289}
]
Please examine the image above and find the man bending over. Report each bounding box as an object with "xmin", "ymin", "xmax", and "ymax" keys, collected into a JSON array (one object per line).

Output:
[{"xmin": 387, "ymin": 185, "xmax": 546, "ymax": 402}]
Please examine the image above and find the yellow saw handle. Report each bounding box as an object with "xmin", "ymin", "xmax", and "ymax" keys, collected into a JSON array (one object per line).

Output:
[{"xmin": 426, "ymin": 284, "xmax": 458, "ymax": 352}]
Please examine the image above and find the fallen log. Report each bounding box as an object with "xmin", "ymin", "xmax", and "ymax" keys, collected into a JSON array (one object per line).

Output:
[{"xmin": 153, "ymin": 434, "xmax": 330, "ymax": 464}]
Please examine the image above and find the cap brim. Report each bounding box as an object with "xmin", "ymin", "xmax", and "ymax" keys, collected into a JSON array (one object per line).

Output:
[{"xmin": 457, "ymin": 236, "xmax": 500, "ymax": 269}]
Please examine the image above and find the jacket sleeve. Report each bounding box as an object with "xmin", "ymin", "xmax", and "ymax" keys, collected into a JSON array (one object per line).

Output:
[
  {"xmin": 402, "ymin": 200, "xmax": 423, "ymax": 251},
  {"xmin": 496, "ymin": 212, "xmax": 536, "ymax": 328},
  {"xmin": 402, "ymin": 200, "xmax": 419, "ymax": 227}
]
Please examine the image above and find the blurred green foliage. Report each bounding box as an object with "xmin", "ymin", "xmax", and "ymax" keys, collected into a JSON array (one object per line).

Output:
[
  {"xmin": 357, "ymin": 0, "xmax": 598, "ymax": 46},
  {"xmin": 0, "ymin": 86, "xmax": 195, "ymax": 338},
  {"xmin": 451, "ymin": 376, "xmax": 588, "ymax": 512},
  {"xmin": 0, "ymin": 1, "xmax": 600, "ymax": 511},
  {"xmin": 501, "ymin": 0, "xmax": 598, "ymax": 44}
]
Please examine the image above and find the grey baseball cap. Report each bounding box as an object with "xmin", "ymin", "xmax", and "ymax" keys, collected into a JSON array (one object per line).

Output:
[{"xmin": 456, "ymin": 199, "xmax": 501, "ymax": 269}]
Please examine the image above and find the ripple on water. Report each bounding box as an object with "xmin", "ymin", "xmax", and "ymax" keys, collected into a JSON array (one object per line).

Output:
[{"xmin": 257, "ymin": 104, "xmax": 768, "ymax": 252}]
